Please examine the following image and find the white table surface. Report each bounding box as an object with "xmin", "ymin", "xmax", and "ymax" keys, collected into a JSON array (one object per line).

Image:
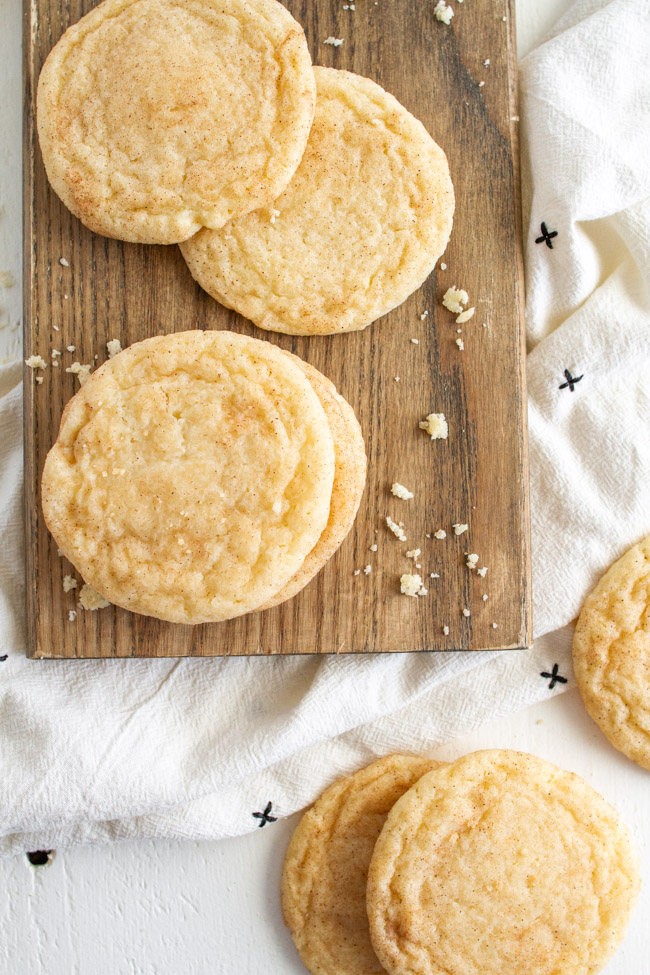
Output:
[{"xmin": 4, "ymin": 2, "xmax": 648, "ymax": 974}]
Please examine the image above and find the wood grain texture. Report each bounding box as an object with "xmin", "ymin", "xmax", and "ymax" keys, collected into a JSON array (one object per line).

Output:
[{"xmin": 23, "ymin": 0, "xmax": 531, "ymax": 657}]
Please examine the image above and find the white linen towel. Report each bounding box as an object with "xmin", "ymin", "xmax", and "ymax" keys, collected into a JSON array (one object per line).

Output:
[{"xmin": 0, "ymin": 0, "xmax": 648, "ymax": 855}]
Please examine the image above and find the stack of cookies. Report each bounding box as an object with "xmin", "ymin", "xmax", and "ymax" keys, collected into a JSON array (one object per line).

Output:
[
  {"xmin": 37, "ymin": 0, "xmax": 454, "ymax": 337},
  {"xmin": 41, "ymin": 331, "xmax": 366, "ymax": 623},
  {"xmin": 282, "ymin": 750, "xmax": 641, "ymax": 975}
]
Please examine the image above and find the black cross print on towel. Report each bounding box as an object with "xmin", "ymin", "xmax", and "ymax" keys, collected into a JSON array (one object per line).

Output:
[
  {"xmin": 540, "ymin": 664, "xmax": 568, "ymax": 690},
  {"xmin": 535, "ymin": 222, "xmax": 558, "ymax": 248},
  {"xmin": 252, "ymin": 801, "xmax": 277, "ymax": 827}
]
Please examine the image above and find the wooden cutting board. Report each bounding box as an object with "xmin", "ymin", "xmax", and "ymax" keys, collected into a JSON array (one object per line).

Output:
[{"xmin": 23, "ymin": 0, "xmax": 531, "ymax": 657}]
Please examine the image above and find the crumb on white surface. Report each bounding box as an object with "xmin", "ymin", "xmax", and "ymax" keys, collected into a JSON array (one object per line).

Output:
[
  {"xmin": 62, "ymin": 575, "xmax": 78, "ymax": 593},
  {"xmin": 442, "ymin": 286, "xmax": 469, "ymax": 315},
  {"xmin": 386, "ymin": 516, "xmax": 407, "ymax": 542},
  {"xmin": 324, "ymin": 36, "xmax": 344, "ymax": 46},
  {"xmin": 400, "ymin": 573, "xmax": 424, "ymax": 597},
  {"xmin": 59, "ymin": 257, "xmax": 69, "ymax": 267},
  {"xmin": 419, "ymin": 413, "xmax": 448, "ymax": 440},
  {"xmin": 434, "ymin": 529, "xmax": 446, "ymax": 540},
  {"xmin": 452, "ymin": 523, "xmax": 468, "ymax": 535},
  {"xmin": 391, "ymin": 482, "xmax": 414, "ymax": 500},
  {"xmin": 78, "ymin": 584, "xmax": 110, "ymax": 610},
  {"xmin": 107, "ymin": 338, "xmax": 122, "ymax": 358},
  {"xmin": 434, "ymin": 1, "xmax": 454, "ymax": 25},
  {"xmin": 66, "ymin": 361, "xmax": 92, "ymax": 385},
  {"xmin": 456, "ymin": 337, "xmax": 465, "ymax": 350},
  {"xmin": 456, "ymin": 307, "xmax": 475, "ymax": 324}
]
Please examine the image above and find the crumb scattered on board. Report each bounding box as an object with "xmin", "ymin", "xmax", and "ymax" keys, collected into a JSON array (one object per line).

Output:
[
  {"xmin": 452, "ymin": 523, "xmax": 468, "ymax": 535},
  {"xmin": 419, "ymin": 413, "xmax": 448, "ymax": 440},
  {"xmin": 25, "ymin": 355, "xmax": 47, "ymax": 371},
  {"xmin": 386, "ymin": 516, "xmax": 407, "ymax": 542},
  {"xmin": 434, "ymin": 1, "xmax": 453, "ymax": 25},
  {"xmin": 400, "ymin": 574, "xmax": 427, "ymax": 597},
  {"xmin": 62, "ymin": 575, "xmax": 77, "ymax": 593},
  {"xmin": 66, "ymin": 362, "xmax": 92, "ymax": 384},
  {"xmin": 324, "ymin": 36, "xmax": 344, "ymax": 46},
  {"xmin": 391, "ymin": 482, "xmax": 414, "ymax": 500},
  {"xmin": 107, "ymin": 339, "xmax": 122, "ymax": 358},
  {"xmin": 78, "ymin": 584, "xmax": 110, "ymax": 610}
]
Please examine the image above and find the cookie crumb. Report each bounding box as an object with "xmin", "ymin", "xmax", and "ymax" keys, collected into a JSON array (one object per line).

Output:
[
  {"xmin": 456, "ymin": 307, "xmax": 475, "ymax": 324},
  {"xmin": 406, "ymin": 549, "xmax": 421, "ymax": 560},
  {"xmin": 410, "ymin": 338, "xmax": 419, "ymax": 345},
  {"xmin": 482, "ymin": 594, "xmax": 488, "ymax": 601},
  {"xmin": 35, "ymin": 375, "xmax": 44, "ymax": 384},
  {"xmin": 434, "ymin": 1, "xmax": 454, "ymax": 25},
  {"xmin": 452, "ymin": 523, "xmax": 468, "ymax": 535},
  {"xmin": 392, "ymin": 482, "xmax": 414, "ymax": 500},
  {"xmin": 440, "ymin": 262, "xmax": 447, "ymax": 270},
  {"xmin": 353, "ymin": 569, "xmax": 361, "ymax": 576},
  {"xmin": 434, "ymin": 529, "xmax": 446, "ymax": 540},
  {"xmin": 324, "ymin": 36, "xmax": 344, "ymax": 46},
  {"xmin": 370, "ymin": 543, "xmax": 378, "ymax": 552},
  {"xmin": 442, "ymin": 625, "xmax": 450, "ymax": 635},
  {"xmin": 400, "ymin": 573, "xmax": 424, "ymax": 597},
  {"xmin": 420, "ymin": 310, "xmax": 429, "ymax": 321},
  {"xmin": 107, "ymin": 338, "xmax": 122, "ymax": 358},
  {"xmin": 466, "ymin": 553, "xmax": 479, "ymax": 569},
  {"xmin": 394, "ymin": 376, "xmax": 400, "ymax": 382},
  {"xmin": 25, "ymin": 355, "xmax": 47, "ymax": 371},
  {"xmin": 477, "ymin": 566, "xmax": 488, "ymax": 577},
  {"xmin": 419, "ymin": 413, "xmax": 448, "ymax": 440},
  {"xmin": 442, "ymin": 286, "xmax": 469, "ymax": 314},
  {"xmin": 78, "ymin": 584, "xmax": 110, "ymax": 610},
  {"xmin": 66, "ymin": 361, "xmax": 93, "ymax": 385},
  {"xmin": 479, "ymin": 81, "xmax": 485, "ymax": 87},
  {"xmin": 386, "ymin": 516, "xmax": 407, "ymax": 542},
  {"xmin": 492, "ymin": 621, "xmax": 498, "ymax": 629},
  {"xmin": 62, "ymin": 575, "xmax": 78, "ymax": 593},
  {"xmin": 456, "ymin": 337, "xmax": 464, "ymax": 351},
  {"xmin": 462, "ymin": 607, "xmax": 471, "ymax": 617},
  {"xmin": 363, "ymin": 564, "xmax": 372, "ymax": 575},
  {"xmin": 59, "ymin": 257, "xmax": 69, "ymax": 267},
  {"xmin": 68, "ymin": 609, "xmax": 76, "ymax": 622},
  {"xmin": 430, "ymin": 572, "xmax": 440, "ymax": 579},
  {"xmin": 483, "ymin": 58, "xmax": 490, "ymax": 66}
]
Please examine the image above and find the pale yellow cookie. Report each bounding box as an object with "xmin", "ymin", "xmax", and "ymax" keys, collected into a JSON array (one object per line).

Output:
[
  {"xmin": 367, "ymin": 749, "xmax": 640, "ymax": 975},
  {"xmin": 41, "ymin": 330, "xmax": 335, "ymax": 623},
  {"xmin": 282, "ymin": 754, "xmax": 442, "ymax": 975},
  {"xmin": 181, "ymin": 66, "xmax": 454, "ymax": 335},
  {"xmin": 573, "ymin": 536, "xmax": 650, "ymax": 771},
  {"xmin": 37, "ymin": 0, "xmax": 315, "ymax": 244},
  {"xmin": 259, "ymin": 354, "xmax": 366, "ymax": 609}
]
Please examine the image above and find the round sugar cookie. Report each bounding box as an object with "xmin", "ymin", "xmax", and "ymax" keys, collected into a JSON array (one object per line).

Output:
[
  {"xmin": 573, "ymin": 535, "xmax": 650, "ymax": 771},
  {"xmin": 259, "ymin": 354, "xmax": 366, "ymax": 609},
  {"xmin": 282, "ymin": 754, "xmax": 442, "ymax": 975},
  {"xmin": 41, "ymin": 330, "xmax": 335, "ymax": 624},
  {"xmin": 36, "ymin": 0, "xmax": 315, "ymax": 244},
  {"xmin": 367, "ymin": 750, "xmax": 640, "ymax": 975},
  {"xmin": 180, "ymin": 66, "xmax": 454, "ymax": 335}
]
